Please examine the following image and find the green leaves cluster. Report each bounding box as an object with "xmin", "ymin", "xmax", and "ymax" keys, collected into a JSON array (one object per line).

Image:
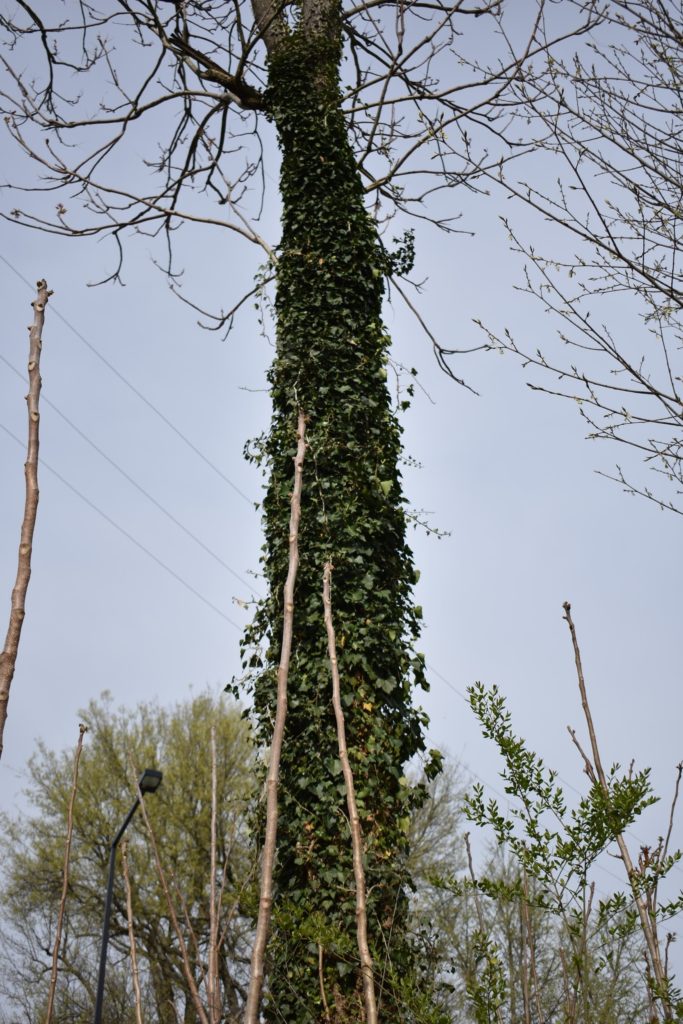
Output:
[{"xmin": 466, "ymin": 684, "xmax": 663, "ymax": 905}]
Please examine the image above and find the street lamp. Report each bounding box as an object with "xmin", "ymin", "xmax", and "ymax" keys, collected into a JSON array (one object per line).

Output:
[{"xmin": 93, "ymin": 768, "xmax": 162, "ymax": 1024}]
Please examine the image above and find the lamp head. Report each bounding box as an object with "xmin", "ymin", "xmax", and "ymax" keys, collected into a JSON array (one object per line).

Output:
[{"xmin": 138, "ymin": 768, "xmax": 163, "ymax": 794}]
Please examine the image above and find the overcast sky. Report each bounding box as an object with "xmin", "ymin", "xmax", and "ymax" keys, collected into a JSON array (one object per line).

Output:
[{"xmin": 1, "ymin": 7, "xmax": 682, "ymax": 937}]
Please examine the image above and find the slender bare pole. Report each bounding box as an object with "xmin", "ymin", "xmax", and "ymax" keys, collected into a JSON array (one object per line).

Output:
[
  {"xmin": 121, "ymin": 841, "xmax": 144, "ymax": 1024},
  {"xmin": 521, "ymin": 871, "xmax": 543, "ymax": 1024},
  {"xmin": 44, "ymin": 722, "xmax": 87, "ymax": 1024},
  {"xmin": 563, "ymin": 601, "xmax": 670, "ymax": 1017},
  {"xmin": 207, "ymin": 724, "xmax": 221, "ymax": 1024},
  {"xmin": 323, "ymin": 561, "xmax": 378, "ymax": 1024},
  {"xmin": 0, "ymin": 279, "xmax": 51, "ymax": 760},
  {"xmin": 244, "ymin": 410, "xmax": 307, "ymax": 1024},
  {"xmin": 318, "ymin": 942, "xmax": 332, "ymax": 1023}
]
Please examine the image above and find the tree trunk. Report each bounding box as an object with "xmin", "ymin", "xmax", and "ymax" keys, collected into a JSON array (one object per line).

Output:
[
  {"xmin": 244, "ymin": 7, "xmax": 430, "ymax": 1020},
  {"xmin": 0, "ymin": 278, "xmax": 50, "ymax": 760}
]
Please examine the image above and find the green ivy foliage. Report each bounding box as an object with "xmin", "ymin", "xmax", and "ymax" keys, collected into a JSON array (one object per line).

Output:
[{"xmin": 238, "ymin": 11, "xmax": 438, "ymax": 1023}]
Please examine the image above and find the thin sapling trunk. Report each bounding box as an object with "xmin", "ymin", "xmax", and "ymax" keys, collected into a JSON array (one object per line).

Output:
[
  {"xmin": 44, "ymin": 721, "xmax": 87, "ymax": 1024},
  {"xmin": 0, "ymin": 279, "xmax": 51, "ymax": 759},
  {"xmin": 121, "ymin": 841, "xmax": 144, "ymax": 1024},
  {"xmin": 322, "ymin": 561, "xmax": 377, "ymax": 1024},
  {"xmin": 207, "ymin": 723, "xmax": 221, "ymax": 1024},
  {"xmin": 244, "ymin": 410, "xmax": 307, "ymax": 1024},
  {"xmin": 563, "ymin": 601, "xmax": 671, "ymax": 1017},
  {"xmin": 137, "ymin": 783, "xmax": 210, "ymax": 1024}
]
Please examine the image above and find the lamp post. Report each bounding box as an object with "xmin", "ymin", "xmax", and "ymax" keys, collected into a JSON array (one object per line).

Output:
[{"xmin": 93, "ymin": 768, "xmax": 162, "ymax": 1024}]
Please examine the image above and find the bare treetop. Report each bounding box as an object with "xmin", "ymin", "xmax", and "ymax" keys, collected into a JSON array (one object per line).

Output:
[
  {"xmin": 482, "ymin": 0, "xmax": 683, "ymax": 512},
  {"xmin": 0, "ymin": 1, "xmax": 591, "ymax": 289}
]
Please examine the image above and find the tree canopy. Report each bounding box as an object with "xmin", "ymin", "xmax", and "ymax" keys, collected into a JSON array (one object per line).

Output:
[{"xmin": 0, "ymin": 692, "xmax": 254, "ymax": 1024}]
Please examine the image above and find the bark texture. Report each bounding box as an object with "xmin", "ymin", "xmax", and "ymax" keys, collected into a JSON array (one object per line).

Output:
[
  {"xmin": 323, "ymin": 562, "xmax": 378, "ymax": 1024},
  {"xmin": 245, "ymin": 410, "xmax": 307, "ymax": 1024},
  {"xmin": 0, "ymin": 278, "xmax": 50, "ymax": 760}
]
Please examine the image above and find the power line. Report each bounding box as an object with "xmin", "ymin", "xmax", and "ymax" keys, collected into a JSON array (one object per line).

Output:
[
  {"xmin": 0, "ymin": 252, "xmax": 256, "ymax": 508},
  {"xmin": 0, "ymin": 421, "xmax": 244, "ymax": 632},
  {"xmin": 0, "ymin": 353, "xmax": 260, "ymax": 598}
]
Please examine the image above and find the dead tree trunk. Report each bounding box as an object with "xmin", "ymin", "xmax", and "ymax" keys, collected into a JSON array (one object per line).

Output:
[
  {"xmin": 244, "ymin": 410, "xmax": 307, "ymax": 1024},
  {"xmin": 0, "ymin": 278, "xmax": 50, "ymax": 760},
  {"xmin": 322, "ymin": 561, "xmax": 377, "ymax": 1024}
]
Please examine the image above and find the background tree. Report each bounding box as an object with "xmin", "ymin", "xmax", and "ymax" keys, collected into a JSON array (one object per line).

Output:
[
  {"xmin": 483, "ymin": 0, "xmax": 683, "ymax": 514},
  {"xmin": 0, "ymin": 692, "xmax": 254, "ymax": 1024},
  {"xmin": 458, "ymin": 603, "xmax": 683, "ymax": 1024},
  {"xmin": 407, "ymin": 762, "xmax": 649, "ymax": 1024},
  {"xmin": 0, "ymin": 690, "xmax": 662, "ymax": 1024},
  {"xmin": 0, "ymin": 1, "xmax": 595, "ymax": 1020}
]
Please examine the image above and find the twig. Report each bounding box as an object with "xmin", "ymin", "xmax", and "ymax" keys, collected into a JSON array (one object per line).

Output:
[
  {"xmin": 171, "ymin": 865, "xmax": 205, "ymax": 979},
  {"xmin": 518, "ymin": 895, "xmax": 532, "ymax": 1024},
  {"xmin": 464, "ymin": 832, "xmax": 487, "ymax": 933},
  {"xmin": 654, "ymin": 761, "xmax": 683, "ymax": 915},
  {"xmin": 318, "ymin": 942, "xmax": 332, "ymax": 1023},
  {"xmin": 323, "ymin": 561, "xmax": 378, "ymax": 1024},
  {"xmin": 662, "ymin": 762, "xmax": 683, "ymax": 869},
  {"xmin": 563, "ymin": 601, "xmax": 670, "ymax": 1018},
  {"xmin": 44, "ymin": 721, "xmax": 87, "ymax": 1024},
  {"xmin": 244, "ymin": 409, "xmax": 307, "ymax": 1024},
  {"xmin": 559, "ymin": 949, "xmax": 576, "ymax": 1024},
  {"xmin": 121, "ymin": 840, "xmax": 144, "ymax": 1024},
  {"xmin": 389, "ymin": 276, "xmax": 479, "ymax": 395},
  {"xmin": 566, "ymin": 726, "xmax": 597, "ymax": 784},
  {"xmin": 521, "ymin": 871, "xmax": 543, "ymax": 1024},
  {"xmin": 0, "ymin": 278, "xmax": 51, "ymax": 759}
]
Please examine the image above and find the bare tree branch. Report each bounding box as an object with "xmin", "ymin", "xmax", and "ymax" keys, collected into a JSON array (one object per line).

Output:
[
  {"xmin": 0, "ymin": 277, "xmax": 50, "ymax": 760},
  {"xmin": 121, "ymin": 840, "xmax": 145, "ymax": 1024},
  {"xmin": 207, "ymin": 724, "xmax": 221, "ymax": 1024},
  {"xmin": 137, "ymin": 783, "xmax": 211, "ymax": 1024},
  {"xmin": 244, "ymin": 409, "xmax": 307, "ymax": 1024},
  {"xmin": 485, "ymin": 1, "xmax": 683, "ymax": 512},
  {"xmin": 0, "ymin": 1, "xmax": 597, "ymax": 334},
  {"xmin": 563, "ymin": 601, "xmax": 671, "ymax": 1018},
  {"xmin": 44, "ymin": 722, "xmax": 88, "ymax": 1024},
  {"xmin": 323, "ymin": 561, "xmax": 377, "ymax": 1024}
]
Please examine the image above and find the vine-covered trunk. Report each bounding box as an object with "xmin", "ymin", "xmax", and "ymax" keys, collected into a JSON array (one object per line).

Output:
[{"xmin": 245, "ymin": 6, "xmax": 432, "ymax": 1021}]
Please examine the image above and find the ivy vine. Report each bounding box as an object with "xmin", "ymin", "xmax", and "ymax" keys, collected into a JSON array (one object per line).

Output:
[{"xmin": 237, "ymin": 14, "xmax": 441, "ymax": 1022}]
